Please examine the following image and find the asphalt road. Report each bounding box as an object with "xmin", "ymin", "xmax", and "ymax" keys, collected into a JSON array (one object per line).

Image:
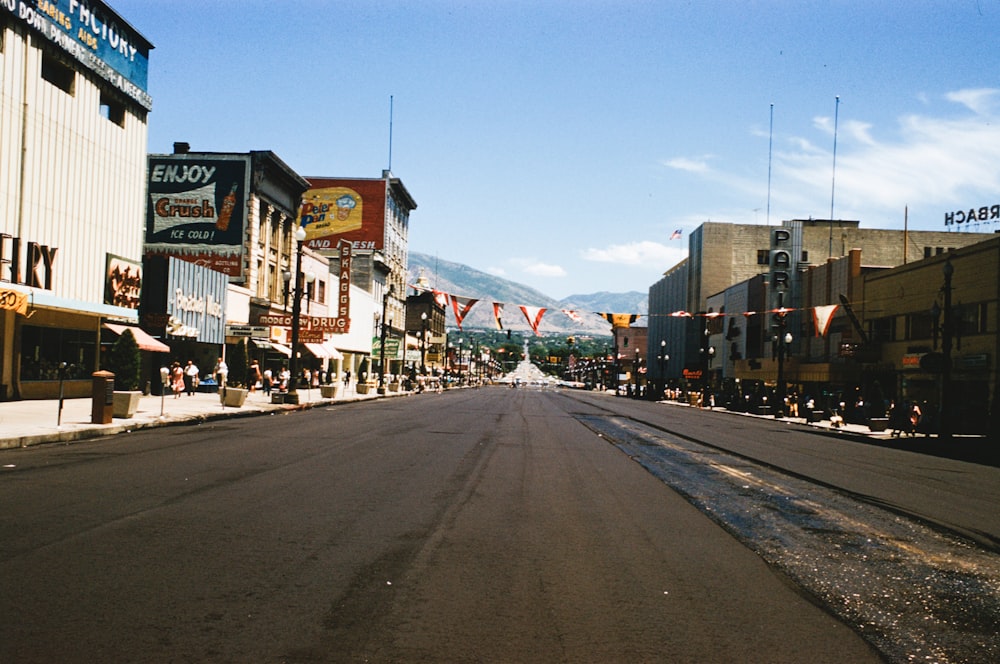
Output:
[{"xmin": 0, "ymin": 387, "xmax": 927, "ymax": 662}]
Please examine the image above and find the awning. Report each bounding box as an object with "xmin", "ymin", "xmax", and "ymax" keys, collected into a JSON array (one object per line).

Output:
[
  {"xmin": 103, "ymin": 323, "xmax": 171, "ymax": 353},
  {"xmin": 304, "ymin": 342, "xmax": 332, "ymax": 359},
  {"xmin": 321, "ymin": 340, "xmax": 344, "ymax": 360},
  {"xmin": 252, "ymin": 339, "xmax": 292, "ymax": 357}
]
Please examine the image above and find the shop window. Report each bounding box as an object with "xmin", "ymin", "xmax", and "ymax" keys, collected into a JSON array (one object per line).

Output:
[
  {"xmin": 20, "ymin": 326, "xmax": 96, "ymax": 381},
  {"xmin": 41, "ymin": 52, "xmax": 75, "ymax": 95},
  {"xmin": 99, "ymin": 91, "xmax": 125, "ymax": 126},
  {"xmin": 869, "ymin": 317, "xmax": 895, "ymax": 343},
  {"xmin": 906, "ymin": 312, "xmax": 935, "ymax": 341}
]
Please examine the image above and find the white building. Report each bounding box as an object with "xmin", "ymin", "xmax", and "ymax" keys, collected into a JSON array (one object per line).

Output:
[{"xmin": 1, "ymin": 1, "xmax": 153, "ymax": 400}]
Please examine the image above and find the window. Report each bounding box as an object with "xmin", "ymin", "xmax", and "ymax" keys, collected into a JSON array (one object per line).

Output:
[
  {"xmin": 99, "ymin": 91, "xmax": 125, "ymax": 126},
  {"xmin": 20, "ymin": 326, "xmax": 96, "ymax": 381},
  {"xmin": 906, "ymin": 312, "xmax": 935, "ymax": 341},
  {"xmin": 317, "ymin": 279, "xmax": 326, "ymax": 305},
  {"xmin": 41, "ymin": 52, "xmax": 74, "ymax": 94},
  {"xmin": 757, "ymin": 249, "xmax": 769, "ymax": 265},
  {"xmin": 869, "ymin": 317, "xmax": 895, "ymax": 344}
]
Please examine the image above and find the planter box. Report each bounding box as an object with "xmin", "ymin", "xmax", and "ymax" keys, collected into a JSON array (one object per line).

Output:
[
  {"xmin": 356, "ymin": 383, "xmax": 374, "ymax": 395},
  {"xmin": 220, "ymin": 387, "xmax": 248, "ymax": 408},
  {"xmin": 271, "ymin": 393, "xmax": 285, "ymax": 404},
  {"xmin": 868, "ymin": 417, "xmax": 889, "ymax": 432},
  {"xmin": 320, "ymin": 384, "xmax": 338, "ymax": 399},
  {"xmin": 112, "ymin": 391, "xmax": 142, "ymax": 418},
  {"xmin": 387, "ymin": 382, "xmax": 401, "ymax": 392}
]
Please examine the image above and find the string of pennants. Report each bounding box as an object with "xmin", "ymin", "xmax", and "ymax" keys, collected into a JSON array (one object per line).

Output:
[{"xmin": 419, "ymin": 285, "xmax": 841, "ymax": 338}]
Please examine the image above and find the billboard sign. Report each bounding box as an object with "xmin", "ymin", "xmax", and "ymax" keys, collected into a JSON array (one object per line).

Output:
[
  {"xmin": 145, "ymin": 155, "xmax": 250, "ymax": 280},
  {"xmin": 2, "ymin": 0, "xmax": 152, "ymax": 109},
  {"xmin": 165, "ymin": 257, "xmax": 227, "ymax": 345},
  {"xmin": 300, "ymin": 178, "xmax": 387, "ymax": 253}
]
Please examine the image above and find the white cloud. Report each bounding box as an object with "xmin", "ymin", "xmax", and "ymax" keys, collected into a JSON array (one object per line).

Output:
[
  {"xmin": 676, "ymin": 88, "xmax": 1000, "ymax": 224},
  {"xmin": 662, "ymin": 156, "xmax": 712, "ymax": 173},
  {"xmin": 509, "ymin": 257, "xmax": 566, "ymax": 278},
  {"xmin": 945, "ymin": 88, "xmax": 1000, "ymax": 115},
  {"xmin": 581, "ymin": 240, "xmax": 682, "ymax": 266}
]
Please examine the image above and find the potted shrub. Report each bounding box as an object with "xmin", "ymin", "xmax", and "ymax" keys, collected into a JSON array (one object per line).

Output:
[
  {"xmin": 108, "ymin": 329, "xmax": 142, "ymax": 418},
  {"xmin": 220, "ymin": 340, "xmax": 249, "ymax": 407}
]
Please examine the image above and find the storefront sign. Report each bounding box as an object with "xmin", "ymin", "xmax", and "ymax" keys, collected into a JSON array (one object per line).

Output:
[
  {"xmin": 254, "ymin": 314, "xmax": 349, "ymax": 332},
  {"xmin": 0, "ymin": 288, "xmax": 28, "ymax": 315},
  {"xmin": 0, "ymin": 234, "xmax": 57, "ymax": 289},
  {"xmin": 334, "ymin": 241, "xmax": 351, "ymax": 333},
  {"xmin": 1, "ymin": 0, "xmax": 152, "ymax": 109},
  {"xmin": 944, "ymin": 204, "xmax": 999, "ymax": 228},
  {"xmin": 226, "ymin": 325, "xmax": 269, "ymax": 338},
  {"xmin": 164, "ymin": 257, "xmax": 227, "ymax": 344}
]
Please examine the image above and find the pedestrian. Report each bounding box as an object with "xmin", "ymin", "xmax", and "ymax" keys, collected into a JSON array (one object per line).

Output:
[
  {"xmin": 171, "ymin": 362, "xmax": 184, "ymax": 398},
  {"xmin": 909, "ymin": 401, "xmax": 922, "ymax": 437},
  {"xmin": 184, "ymin": 359, "xmax": 199, "ymax": 396},
  {"xmin": 262, "ymin": 367, "xmax": 273, "ymax": 396},
  {"xmin": 279, "ymin": 366, "xmax": 290, "ymax": 392},
  {"xmin": 248, "ymin": 359, "xmax": 262, "ymax": 394},
  {"xmin": 889, "ymin": 400, "xmax": 906, "ymax": 438},
  {"xmin": 213, "ymin": 357, "xmax": 228, "ymax": 388}
]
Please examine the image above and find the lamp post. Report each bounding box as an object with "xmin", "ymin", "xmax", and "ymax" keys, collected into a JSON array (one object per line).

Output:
[
  {"xmin": 420, "ymin": 312, "xmax": 428, "ymax": 376},
  {"xmin": 633, "ymin": 349, "xmax": 640, "ymax": 398},
  {"xmin": 775, "ymin": 328, "xmax": 792, "ymax": 418},
  {"xmin": 285, "ymin": 225, "xmax": 308, "ymax": 405},
  {"xmin": 378, "ymin": 283, "xmax": 395, "ymax": 394},
  {"xmin": 940, "ymin": 258, "xmax": 954, "ymax": 440},
  {"xmin": 658, "ymin": 340, "xmax": 668, "ymax": 401}
]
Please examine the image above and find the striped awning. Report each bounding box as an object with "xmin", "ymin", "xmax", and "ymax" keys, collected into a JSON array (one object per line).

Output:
[{"xmin": 103, "ymin": 323, "xmax": 170, "ymax": 353}]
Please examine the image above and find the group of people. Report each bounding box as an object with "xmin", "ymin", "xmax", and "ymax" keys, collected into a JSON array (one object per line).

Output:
[
  {"xmin": 164, "ymin": 357, "xmax": 341, "ymax": 398},
  {"xmin": 167, "ymin": 360, "xmax": 201, "ymax": 398}
]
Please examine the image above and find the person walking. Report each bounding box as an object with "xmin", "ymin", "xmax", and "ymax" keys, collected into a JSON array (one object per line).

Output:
[
  {"xmin": 213, "ymin": 357, "xmax": 228, "ymax": 388},
  {"xmin": 262, "ymin": 367, "xmax": 273, "ymax": 396},
  {"xmin": 171, "ymin": 362, "xmax": 185, "ymax": 398},
  {"xmin": 247, "ymin": 359, "xmax": 262, "ymax": 394},
  {"xmin": 183, "ymin": 360, "xmax": 199, "ymax": 396}
]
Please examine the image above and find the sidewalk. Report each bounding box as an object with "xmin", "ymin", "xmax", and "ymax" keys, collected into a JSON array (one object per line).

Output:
[{"xmin": 0, "ymin": 385, "xmax": 384, "ymax": 450}]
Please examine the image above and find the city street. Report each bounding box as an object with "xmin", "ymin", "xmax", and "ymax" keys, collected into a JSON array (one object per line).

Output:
[{"xmin": 2, "ymin": 387, "xmax": 997, "ymax": 662}]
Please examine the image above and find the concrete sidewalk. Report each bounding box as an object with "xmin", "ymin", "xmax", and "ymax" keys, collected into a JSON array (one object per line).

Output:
[{"xmin": 0, "ymin": 384, "xmax": 384, "ymax": 450}]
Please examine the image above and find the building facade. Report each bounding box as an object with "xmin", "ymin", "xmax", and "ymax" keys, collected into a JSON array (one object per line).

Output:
[{"xmin": 1, "ymin": 1, "xmax": 153, "ymax": 400}]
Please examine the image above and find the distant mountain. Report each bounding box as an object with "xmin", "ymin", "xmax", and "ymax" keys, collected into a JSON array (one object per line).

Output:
[{"xmin": 406, "ymin": 252, "xmax": 645, "ymax": 336}]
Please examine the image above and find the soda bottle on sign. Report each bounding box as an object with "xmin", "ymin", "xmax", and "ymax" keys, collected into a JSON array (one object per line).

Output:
[{"xmin": 216, "ymin": 183, "xmax": 238, "ymax": 231}]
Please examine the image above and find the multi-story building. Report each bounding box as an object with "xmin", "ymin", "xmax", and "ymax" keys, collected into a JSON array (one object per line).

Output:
[
  {"xmin": 650, "ymin": 219, "xmax": 994, "ymax": 395},
  {"xmin": 301, "ymin": 171, "xmax": 417, "ymax": 381},
  {"xmin": 1, "ymin": 1, "xmax": 153, "ymax": 400},
  {"xmin": 862, "ymin": 235, "xmax": 999, "ymax": 435}
]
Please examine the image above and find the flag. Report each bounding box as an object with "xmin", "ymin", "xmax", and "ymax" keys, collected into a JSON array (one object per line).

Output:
[
  {"xmin": 492, "ymin": 302, "xmax": 504, "ymax": 330},
  {"xmin": 598, "ymin": 312, "xmax": 640, "ymax": 328},
  {"xmin": 812, "ymin": 304, "xmax": 839, "ymax": 337},
  {"xmin": 519, "ymin": 305, "xmax": 547, "ymax": 335},
  {"xmin": 561, "ymin": 309, "xmax": 582, "ymax": 322},
  {"xmin": 432, "ymin": 289, "xmax": 449, "ymax": 308},
  {"xmin": 670, "ymin": 229, "xmax": 683, "ymax": 240},
  {"xmin": 450, "ymin": 295, "xmax": 479, "ymax": 331}
]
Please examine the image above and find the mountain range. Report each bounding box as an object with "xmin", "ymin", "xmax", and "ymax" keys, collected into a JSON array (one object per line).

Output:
[{"xmin": 406, "ymin": 252, "xmax": 648, "ymax": 336}]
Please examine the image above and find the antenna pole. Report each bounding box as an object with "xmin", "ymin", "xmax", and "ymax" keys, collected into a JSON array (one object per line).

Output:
[
  {"xmin": 388, "ymin": 95, "xmax": 394, "ymax": 172},
  {"xmin": 829, "ymin": 95, "xmax": 840, "ymax": 258},
  {"xmin": 766, "ymin": 103, "xmax": 773, "ymax": 226}
]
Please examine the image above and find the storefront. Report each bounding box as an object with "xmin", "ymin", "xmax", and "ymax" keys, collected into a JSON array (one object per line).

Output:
[{"xmin": 140, "ymin": 257, "xmax": 228, "ymax": 395}]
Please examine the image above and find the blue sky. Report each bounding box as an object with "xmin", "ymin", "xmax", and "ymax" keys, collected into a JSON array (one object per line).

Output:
[{"xmin": 112, "ymin": 0, "xmax": 1000, "ymax": 299}]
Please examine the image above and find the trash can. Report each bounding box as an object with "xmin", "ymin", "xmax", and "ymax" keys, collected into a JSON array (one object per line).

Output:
[{"xmin": 91, "ymin": 370, "xmax": 115, "ymax": 424}]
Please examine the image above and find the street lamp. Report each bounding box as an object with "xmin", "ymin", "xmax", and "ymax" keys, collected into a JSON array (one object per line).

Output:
[
  {"xmin": 940, "ymin": 258, "xmax": 954, "ymax": 440},
  {"xmin": 419, "ymin": 312, "xmax": 428, "ymax": 376},
  {"xmin": 633, "ymin": 349, "xmax": 640, "ymax": 398},
  {"xmin": 378, "ymin": 283, "xmax": 395, "ymax": 394},
  {"xmin": 775, "ymin": 329, "xmax": 793, "ymax": 417},
  {"xmin": 285, "ymin": 225, "xmax": 309, "ymax": 405}
]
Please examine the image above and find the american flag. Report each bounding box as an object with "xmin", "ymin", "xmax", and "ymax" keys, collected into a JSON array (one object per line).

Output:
[{"xmin": 670, "ymin": 229, "xmax": 683, "ymax": 240}]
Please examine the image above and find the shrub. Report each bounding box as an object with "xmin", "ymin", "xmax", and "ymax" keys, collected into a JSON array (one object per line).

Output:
[{"xmin": 108, "ymin": 330, "xmax": 142, "ymax": 390}]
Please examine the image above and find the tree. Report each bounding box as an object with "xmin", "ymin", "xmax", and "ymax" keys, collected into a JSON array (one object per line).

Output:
[
  {"xmin": 108, "ymin": 330, "xmax": 141, "ymax": 391},
  {"xmin": 227, "ymin": 339, "xmax": 248, "ymax": 388}
]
